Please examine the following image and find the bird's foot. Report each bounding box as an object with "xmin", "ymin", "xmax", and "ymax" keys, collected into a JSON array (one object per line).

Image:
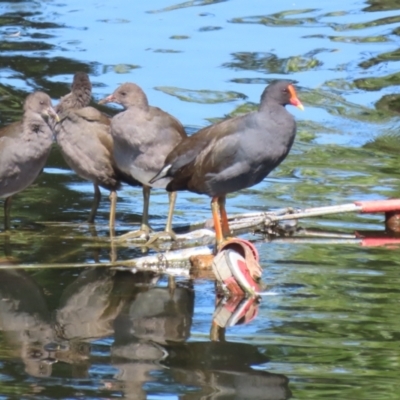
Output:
[
  {"xmin": 144, "ymin": 229, "xmax": 177, "ymax": 246},
  {"xmin": 216, "ymin": 236, "xmax": 234, "ymax": 251},
  {"xmin": 119, "ymin": 225, "xmax": 153, "ymax": 241}
]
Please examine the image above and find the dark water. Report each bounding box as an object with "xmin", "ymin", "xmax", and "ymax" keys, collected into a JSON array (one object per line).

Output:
[{"xmin": 1, "ymin": 0, "xmax": 400, "ymax": 398}]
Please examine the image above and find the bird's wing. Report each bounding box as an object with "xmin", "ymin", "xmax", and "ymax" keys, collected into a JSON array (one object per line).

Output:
[
  {"xmin": 149, "ymin": 106, "xmax": 187, "ymax": 140},
  {"xmin": 168, "ymin": 114, "xmax": 244, "ymax": 174},
  {"xmin": 72, "ymin": 107, "xmax": 110, "ymax": 125},
  {"xmin": 0, "ymin": 121, "xmax": 22, "ymax": 140}
]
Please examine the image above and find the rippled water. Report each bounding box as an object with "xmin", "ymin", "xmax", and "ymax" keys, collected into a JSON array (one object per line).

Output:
[{"xmin": 1, "ymin": 0, "xmax": 400, "ymax": 399}]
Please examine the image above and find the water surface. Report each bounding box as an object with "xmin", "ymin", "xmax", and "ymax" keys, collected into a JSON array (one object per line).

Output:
[{"xmin": 1, "ymin": 0, "xmax": 400, "ymax": 399}]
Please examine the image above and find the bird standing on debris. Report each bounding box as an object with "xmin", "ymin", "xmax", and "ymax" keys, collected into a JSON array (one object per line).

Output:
[
  {"xmin": 54, "ymin": 72, "xmax": 140, "ymax": 230},
  {"xmin": 99, "ymin": 82, "xmax": 187, "ymax": 244},
  {"xmin": 151, "ymin": 80, "xmax": 303, "ymax": 246},
  {"xmin": 0, "ymin": 92, "xmax": 58, "ymax": 229}
]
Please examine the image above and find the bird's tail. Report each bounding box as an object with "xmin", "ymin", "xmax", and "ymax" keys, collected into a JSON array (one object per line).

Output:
[{"xmin": 149, "ymin": 164, "xmax": 172, "ymax": 184}]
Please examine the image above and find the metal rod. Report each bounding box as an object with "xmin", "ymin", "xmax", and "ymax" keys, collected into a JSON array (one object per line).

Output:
[{"xmin": 266, "ymin": 203, "xmax": 361, "ymax": 222}]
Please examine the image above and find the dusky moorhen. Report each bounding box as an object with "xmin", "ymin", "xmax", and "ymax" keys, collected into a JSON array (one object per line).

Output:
[
  {"xmin": 0, "ymin": 92, "xmax": 58, "ymax": 229},
  {"xmin": 151, "ymin": 80, "xmax": 304, "ymax": 246},
  {"xmin": 99, "ymin": 82, "xmax": 187, "ymax": 243},
  {"xmin": 55, "ymin": 72, "xmax": 140, "ymax": 231}
]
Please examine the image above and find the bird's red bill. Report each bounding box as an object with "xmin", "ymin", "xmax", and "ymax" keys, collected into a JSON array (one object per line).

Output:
[{"xmin": 288, "ymin": 84, "xmax": 304, "ymax": 110}]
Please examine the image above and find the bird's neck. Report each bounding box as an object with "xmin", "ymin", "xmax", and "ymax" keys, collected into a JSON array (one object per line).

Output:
[
  {"xmin": 127, "ymin": 98, "xmax": 149, "ymax": 111},
  {"xmin": 258, "ymin": 98, "xmax": 285, "ymax": 113},
  {"xmin": 23, "ymin": 113, "xmax": 52, "ymax": 135},
  {"xmin": 73, "ymin": 88, "xmax": 91, "ymax": 107}
]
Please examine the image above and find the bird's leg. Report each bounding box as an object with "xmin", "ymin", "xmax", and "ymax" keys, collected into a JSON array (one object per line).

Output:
[
  {"xmin": 88, "ymin": 183, "xmax": 101, "ymax": 223},
  {"xmin": 145, "ymin": 191, "xmax": 177, "ymax": 246},
  {"xmin": 88, "ymin": 224, "xmax": 101, "ymax": 263},
  {"xmin": 123, "ymin": 185, "xmax": 154, "ymax": 240},
  {"xmin": 211, "ymin": 196, "xmax": 224, "ymax": 245},
  {"xmin": 218, "ymin": 196, "xmax": 231, "ymax": 238},
  {"xmin": 110, "ymin": 232, "xmax": 117, "ymax": 264},
  {"xmin": 165, "ymin": 191, "xmax": 177, "ymax": 238},
  {"xmin": 108, "ymin": 191, "xmax": 117, "ymax": 263},
  {"xmin": 1, "ymin": 199, "xmax": 12, "ymax": 254},
  {"xmin": 210, "ymin": 321, "xmax": 226, "ymax": 342},
  {"xmin": 141, "ymin": 185, "xmax": 152, "ymax": 233},
  {"xmin": 168, "ymin": 275, "xmax": 176, "ymax": 297},
  {"xmin": 4, "ymin": 196, "xmax": 12, "ymax": 230},
  {"xmin": 109, "ymin": 190, "xmax": 117, "ymax": 235}
]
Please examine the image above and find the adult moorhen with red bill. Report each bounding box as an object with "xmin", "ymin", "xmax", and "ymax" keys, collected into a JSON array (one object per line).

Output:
[{"xmin": 151, "ymin": 80, "xmax": 303, "ymax": 246}]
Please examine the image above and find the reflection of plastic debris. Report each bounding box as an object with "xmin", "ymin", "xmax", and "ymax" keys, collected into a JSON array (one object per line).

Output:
[
  {"xmin": 212, "ymin": 238, "xmax": 261, "ymax": 296},
  {"xmin": 213, "ymin": 295, "xmax": 259, "ymax": 328}
]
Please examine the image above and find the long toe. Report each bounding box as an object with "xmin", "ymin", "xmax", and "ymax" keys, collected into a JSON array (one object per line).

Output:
[
  {"xmin": 144, "ymin": 229, "xmax": 177, "ymax": 246},
  {"xmin": 216, "ymin": 236, "xmax": 235, "ymax": 250},
  {"xmin": 118, "ymin": 225, "xmax": 153, "ymax": 241}
]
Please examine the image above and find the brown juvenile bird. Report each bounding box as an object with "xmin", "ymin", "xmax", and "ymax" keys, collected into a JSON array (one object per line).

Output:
[
  {"xmin": 99, "ymin": 83, "xmax": 187, "ymax": 243},
  {"xmin": 55, "ymin": 71, "xmax": 92, "ymax": 114},
  {"xmin": 0, "ymin": 92, "xmax": 58, "ymax": 229},
  {"xmin": 151, "ymin": 80, "xmax": 304, "ymax": 247},
  {"xmin": 54, "ymin": 72, "xmax": 140, "ymax": 230}
]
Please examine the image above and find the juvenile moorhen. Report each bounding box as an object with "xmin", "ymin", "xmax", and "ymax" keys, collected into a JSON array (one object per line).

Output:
[
  {"xmin": 151, "ymin": 80, "xmax": 303, "ymax": 246},
  {"xmin": 0, "ymin": 92, "xmax": 58, "ymax": 229},
  {"xmin": 55, "ymin": 73, "xmax": 140, "ymax": 231},
  {"xmin": 99, "ymin": 82, "xmax": 187, "ymax": 243},
  {"xmin": 55, "ymin": 71, "xmax": 92, "ymax": 114}
]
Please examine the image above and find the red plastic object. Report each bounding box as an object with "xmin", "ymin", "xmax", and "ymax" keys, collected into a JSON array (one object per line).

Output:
[
  {"xmin": 212, "ymin": 238, "xmax": 261, "ymax": 296},
  {"xmin": 212, "ymin": 250, "xmax": 247, "ymax": 295},
  {"xmin": 219, "ymin": 238, "xmax": 261, "ymax": 291},
  {"xmin": 360, "ymin": 237, "xmax": 400, "ymax": 247},
  {"xmin": 355, "ymin": 199, "xmax": 400, "ymax": 213},
  {"xmin": 213, "ymin": 296, "xmax": 259, "ymax": 328},
  {"xmin": 229, "ymin": 252, "xmax": 260, "ymax": 296},
  {"xmin": 219, "ymin": 238, "xmax": 259, "ymax": 262}
]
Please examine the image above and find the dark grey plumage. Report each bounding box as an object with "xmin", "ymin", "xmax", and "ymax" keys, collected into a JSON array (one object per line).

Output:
[
  {"xmin": 99, "ymin": 82, "xmax": 187, "ymax": 242},
  {"xmin": 153, "ymin": 80, "xmax": 302, "ymax": 197},
  {"xmin": 151, "ymin": 80, "xmax": 303, "ymax": 252}
]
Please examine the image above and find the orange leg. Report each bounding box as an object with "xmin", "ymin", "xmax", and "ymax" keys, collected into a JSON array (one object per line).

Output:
[
  {"xmin": 211, "ymin": 196, "xmax": 224, "ymax": 245},
  {"xmin": 218, "ymin": 196, "xmax": 231, "ymax": 238}
]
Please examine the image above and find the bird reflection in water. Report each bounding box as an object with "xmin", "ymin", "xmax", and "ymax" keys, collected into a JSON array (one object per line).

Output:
[
  {"xmin": 108, "ymin": 278, "xmax": 194, "ymax": 398},
  {"xmin": 0, "ymin": 265, "xmax": 290, "ymax": 399},
  {"xmin": 164, "ymin": 340, "xmax": 291, "ymax": 400},
  {"xmin": 0, "ymin": 269, "xmax": 57, "ymax": 377}
]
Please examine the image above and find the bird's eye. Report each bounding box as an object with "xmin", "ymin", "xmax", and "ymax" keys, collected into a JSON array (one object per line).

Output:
[
  {"xmin": 40, "ymin": 100, "xmax": 45, "ymax": 105},
  {"xmin": 120, "ymin": 91, "xmax": 127, "ymax": 96},
  {"xmin": 282, "ymin": 88, "xmax": 288, "ymax": 94}
]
